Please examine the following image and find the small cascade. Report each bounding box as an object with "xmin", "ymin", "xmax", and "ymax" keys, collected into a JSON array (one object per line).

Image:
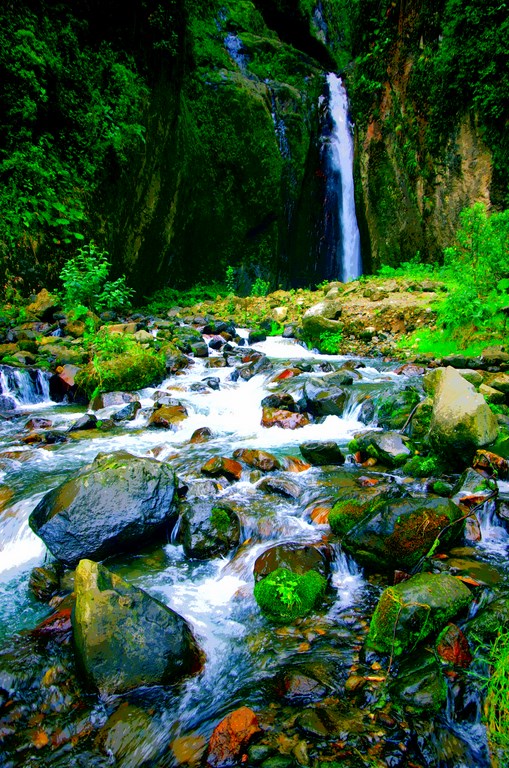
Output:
[
  {"xmin": 478, "ymin": 498, "xmax": 509, "ymax": 555},
  {"xmin": 224, "ymin": 33, "xmax": 249, "ymax": 71},
  {"xmin": 0, "ymin": 365, "xmax": 51, "ymax": 408},
  {"xmin": 269, "ymin": 91, "xmax": 291, "ymax": 160},
  {"xmin": 322, "ymin": 73, "xmax": 362, "ymax": 282},
  {"xmin": 330, "ymin": 544, "xmax": 364, "ymax": 609}
]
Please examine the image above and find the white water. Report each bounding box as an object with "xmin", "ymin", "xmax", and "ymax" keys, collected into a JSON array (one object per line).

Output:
[
  {"xmin": 0, "ymin": 365, "xmax": 51, "ymax": 409},
  {"xmin": 326, "ymin": 73, "xmax": 362, "ymax": 282}
]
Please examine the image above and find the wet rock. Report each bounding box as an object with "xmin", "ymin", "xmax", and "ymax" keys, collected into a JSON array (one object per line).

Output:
[
  {"xmin": 451, "ymin": 467, "xmax": 497, "ymax": 508},
  {"xmin": 299, "ymin": 441, "xmax": 345, "ymax": 466},
  {"xmin": 238, "ymin": 354, "xmax": 273, "ymax": 380},
  {"xmin": 49, "ymin": 364, "xmax": 82, "ymax": 403},
  {"xmin": 366, "ymin": 572, "xmax": 473, "ymax": 656},
  {"xmin": 97, "ymin": 703, "xmax": 160, "ymax": 768},
  {"xmin": 389, "ymin": 651, "xmax": 447, "ymax": 714},
  {"xmin": 350, "ymin": 430, "xmax": 412, "ymax": 467},
  {"xmin": 0, "ymin": 395, "xmax": 17, "ymax": 411},
  {"xmin": 276, "ymin": 670, "xmax": 327, "ymax": 702},
  {"xmin": 29, "ymin": 452, "xmax": 178, "ymax": 565},
  {"xmin": 473, "ymin": 449, "xmax": 509, "ymax": 478},
  {"xmin": 342, "ymin": 497, "xmax": 464, "ymax": 573},
  {"xmin": 271, "ymin": 367, "xmax": 302, "ymax": 382},
  {"xmin": 73, "ymin": 559, "xmax": 201, "ymax": 694},
  {"xmin": 302, "ymin": 300, "xmax": 343, "ymax": 337},
  {"xmin": 30, "ymin": 605, "xmax": 73, "ymax": 643},
  {"xmin": 253, "ymin": 542, "xmax": 330, "ymax": 582},
  {"xmin": 429, "ymin": 367, "xmax": 498, "ymax": 462},
  {"xmin": 90, "ymin": 391, "xmax": 137, "ymax": 409},
  {"xmin": 248, "ymin": 330, "xmax": 267, "ymax": 344},
  {"xmin": 302, "ymin": 378, "xmax": 347, "ymax": 418},
  {"xmin": 29, "ymin": 564, "xmax": 61, "ymax": 602},
  {"xmin": 436, "ymin": 624, "xmax": 473, "ymax": 668},
  {"xmin": 279, "ymin": 455, "xmax": 311, "ymax": 472},
  {"xmin": 256, "ymin": 476, "xmax": 301, "ymax": 498},
  {"xmin": 376, "ymin": 388, "xmax": 421, "ymax": 430},
  {"xmin": 297, "ymin": 704, "xmax": 365, "ymax": 739},
  {"xmin": 202, "ymin": 376, "xmax": 220, "ymax": 390},
  {"xmin": 260, "ymin": 393, "xmax": 298, "ymax": 412},
  {"xmin": 148, "ymin": 403, "xmax": 188, "ymax": 429},
  {"xmin": 112, "ymin": 401, "xmax": 142, "ymax": 422},
  {"xmin": 68, "ymin": 413, "xmax": 97, "ymax": 431},
  {"xmin": 232, "ymin": 449, "xmax": 280, "ymax": 472},
  {"xmin": 465, "ymin": 593, "xmax": 509, "ymax": 642},
  {"xmin": 180, "ymin": 501, "xmax": 240, "ymax": 559},
  {"xmin": 165, "ymin": 349, "xmax": 190, "ymax": 373},
  {"xmin": 201, "ymin": 456, "xmax": 243, "ymax": 481},
  {"xmin": 25, "ymin": 417, "xmax": 53, "ymax": 430},
  {"xmin": 261, "ymin": 408, "xmax": 310, "ymax": 429},
  {"xmin": 207, "ymin": 706, "xmax": 260, "ymax": 767},
  {"xmin": 191, "ymin": 427, "xmax": 213, "ymax": 443},
  {"xmin": 254, "ymin": 567, "xmax": 327, "ymax": 623}
]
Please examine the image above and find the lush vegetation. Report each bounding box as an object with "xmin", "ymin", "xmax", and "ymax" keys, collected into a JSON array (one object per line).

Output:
[
  {"xmin": 485, "ymin": 631, "xmax": 509, "ymax": 763},
  {"xmin": 60, "ymin": 243, "xmax": 134, "ymax": 314}
]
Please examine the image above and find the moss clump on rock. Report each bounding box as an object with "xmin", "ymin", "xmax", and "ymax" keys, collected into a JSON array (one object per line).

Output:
[
  {"xmin": 401, "ymin": 453, "xmax": 445, "ymax": 478},
  {"xmin": 366, "ymin": 572, "xmax": 473, "ymax": 656},
  {"xmin": 76, "ymin": 348, "xmax": 165, "ymax": 396},
  {"xmin": 210, "ymin": 507, "xmax": 231, "ymax": 534},
  {"xmin": 254, "ymin": 567, "xmax": 326, "ymax": 623},
  {"xmin": 328, "ymin": 496, "xmax": 383, "ymax": 538}
]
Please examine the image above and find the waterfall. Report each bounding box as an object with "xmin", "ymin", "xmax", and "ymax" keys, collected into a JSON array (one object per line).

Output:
[
  {"xmin": 0, "ymin": 365, "xmax": 51, "ymax": 408},
  {"xmin": 323, "ymin": 73, "xmax": 362, "ymax": 282}
]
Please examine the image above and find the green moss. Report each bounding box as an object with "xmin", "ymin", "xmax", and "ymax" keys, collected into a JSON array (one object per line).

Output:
[
  {"xmin": 377, "ymin": 388, "xmax": 420, "ymax": 430},
  {"xmin": 210, "ymin": 507, "xmax": 230, "ymax": 534},
  {"xmin": 254, "ymin": 567, "xmax": 326, "ymax": 624},
  {"xmin": 76, "ymin": 349, "xmax": 165, "ymax": 396},
  {"xmin": 329, "ymin": 496, "xmax": 380, "ymax": 538},
  {"xmin": 401, "ymin": 453, "xmax": 445, "ymax": 478}
]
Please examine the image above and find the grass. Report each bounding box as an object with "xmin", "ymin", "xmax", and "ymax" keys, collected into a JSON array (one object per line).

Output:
[{"xmin": 485, "ymin": 632, "xmax": 509, "ymax": 765}]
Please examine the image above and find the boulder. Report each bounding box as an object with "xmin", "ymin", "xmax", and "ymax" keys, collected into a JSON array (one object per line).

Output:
[
  {"xmin": 350, "ymin": 430, "xmax": 412, "ymax": 467},
  {"xmin": 366, "ymin": 572, "xmax": 473, "ymax": 656},
  {"xmin": 343, "ymin": 497, "xmax": 464, "ymax": 573},
  {"xmin": 26, "ymin": 289, "xmax": 60, "ymax": 321},
  {"xmin": 112, "ymin": 401, "xmax": 142, "ymax": 422},
  {"xmin": 179, "ymin": 501, "xmax": 241, "ymax": 559},
  {"xmin": 429, "ymin": 367, "xmax": 498, "ymax": 461},
  {"xmin": 148, "ymin": 403, "xmax": 188, "ymax": 429},
  {"xmin": 389, "ymin": 651, "xmax": 447, "ymax": 714},
  {"xmin": 302, "ymin": 300, "xmax": 343, "ymax": 337},
  {"xmin": 299, "ymin": 441, "xmax": 345, "ymax": 466},
  {"xmin": 260, "ymin": 393, "xmax": 298, "ymax": 412},
  {"xmin": 201, "ymin": 456, "xmax": 243, "ymax": 481},
  {"xmin": 29, "ymin": 452, "xmax": 178, "ymax": 565},
  {"xmin": 376, "ymin": 388, "xmax": 421, "ymax": 430},
  {"xmin": 72, "ymin": 560, "xmax": 201, "ymax": 694}
]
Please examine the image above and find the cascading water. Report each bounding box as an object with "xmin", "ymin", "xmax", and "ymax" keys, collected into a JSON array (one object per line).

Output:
[
  {"xmin": 0, "ymin": 364, "xmax": 51, "ymax": 408},
  {"xmin": 322, "ymin": 73, "xmax": 362, "ymax": 282}
]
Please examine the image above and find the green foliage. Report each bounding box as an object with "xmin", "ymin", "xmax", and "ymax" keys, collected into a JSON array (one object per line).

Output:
[
  {"xmin": 401, "ymin": 454, "xmax": 444, "ymax": 479},
  {"xmin": 377, "ymin": 254, "xmax": 438, "ymax": 281},
  {"xmin": 485, "ymin": 631, "xmax": 509, "ymax": 762},
  {"xmin": 317, "ymin": 330, "xmax": 343, "ymax": 354},
  {"xmin": 251, "ymin": 277, "xmax": 270, "ymax": 297},
  {"xmin": 59, "ymin": 243, "xmax": 134, "ymax": 313},
  {"xmin": 143, "ymin": 283, "xmax": 230, "ymax": 315},
  {"xmin": 225, "ymin": 266, "xmax": 236, "ymax": 295},
  {"xmin": 254, "ymin": 567, "xmax": 326, "ymax": 623},
  {"xmin": 0, "ymin": 3, "xmax": 149, "ymax": 293}
]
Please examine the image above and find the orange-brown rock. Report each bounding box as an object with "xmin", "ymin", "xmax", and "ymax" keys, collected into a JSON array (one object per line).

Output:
[
  {"xmin": 232, "ymin": 448, "xmax": 280, "ymax": 472},
  {"xmin": 201, "ymin": 457, "xmax": 243, "ymax": 482},
  {"xmin": 271, "ymin": 368, "xmax": 301, "ymax": 382},
  {"xmin": 473, "ymin": 450, "xmax": 509, "ymax": 479},
  {"xmin": 148, "ymin": 404, "xmax": 188, "ymax": 429},
  {"xmin": 436, "ymin": 623, "xmax": 473, "ymax": 668},
  {"xmin": 261, "ymin": 407, "xmax": 310, "ymax": 429},
  {"xmin": 207, "ymin": 706, "xmax": 260, "ymax": 767},
  {"xmin": 190, "ymin": 427, "xmax": 213, "ymax": 444},
  {"xmin": 310, "ymin": 505, "xmax": 331, "ymax": 525},
  {"xmin": 279, "ymin": 455, "xmax": 311, "ymax": 472}
]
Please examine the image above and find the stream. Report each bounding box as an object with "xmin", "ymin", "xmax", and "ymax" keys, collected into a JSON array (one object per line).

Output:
[{"xmin": 0, "ymin": 335, "xmax": 506, "ymax": 767}]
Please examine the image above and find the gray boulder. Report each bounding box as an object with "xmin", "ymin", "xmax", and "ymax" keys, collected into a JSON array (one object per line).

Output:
[{"xmin": 29, "ymin": 452, "xmax": 178, "ymax": 565}]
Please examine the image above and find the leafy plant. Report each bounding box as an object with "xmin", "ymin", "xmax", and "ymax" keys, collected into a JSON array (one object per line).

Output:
[
  {"xmin": 318, "ymin": 330, "xmax": 343, "ymax": 354},
  {"xmin": 251, "ymin": 277, "xmax": 270, "ymax": 297},
  {"xmin": 254, "ymin": 567, "xmax": 326, "ymax": 623},
  {"xmin": 225, "ymin": 265, "xmax": 236, "ymax": 295},
  {"xmin": 60, "ymin": 243, "xmax": 134, "ymax": 313}
]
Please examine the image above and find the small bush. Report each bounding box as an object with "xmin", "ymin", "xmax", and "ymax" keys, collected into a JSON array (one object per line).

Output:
[
  {"xmin": 76, "ymin": 342, "xmax": 165, "ymax": 396},
  {"xmin": 60, "ymin": 243, "xmax": 134, "ymax": 313},
  {"xmin": 251, "ymin": 277, "xmax": 270, "ymax": 297},
  {"xmin": 317, "ymin": 330, "xmax": 343, "ymax": 354},
  {"xmin": 254, "ymin": 567, "xmax": 326, "ymax": 623}
]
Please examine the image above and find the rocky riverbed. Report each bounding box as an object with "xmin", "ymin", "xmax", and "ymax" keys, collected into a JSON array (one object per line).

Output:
[{"xmin": 0, "ymin": 289, "xmax": 509, "ymax": 767}]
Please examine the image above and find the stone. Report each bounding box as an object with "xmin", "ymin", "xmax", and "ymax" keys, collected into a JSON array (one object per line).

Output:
[
  {"xmin": 201, "ymin": 456, "xmax": 243, "ymax": 481},
  {"xmin": 429, "ymin": 367, "xmax": 498, "ymax": 461},
  {"xmin": 260, "ymin": 393, "xmax": 298, "ymax": 412},
  {"xmin": 302, "ymin": 300, "xmax": 343, "ymax": 337},
  {"xmin": 148, "ymin": 403, "xmax": 188, "ymax": 429},
  {"xmin": 91, "ymin": 391, "xmax": 137, "ymax": 409},
  {"xmin": 261, "ymin": 408, "xmax": 310, "ymax": 429},
  {"xmin": 232, "ymin": 448, "xmax": 280, "ymax": 472},
  {"xmin": 49, "ymin": 364, "xmax": 82, "ymax": 402},
  {"xmin": 29, "ymin": 565, "xmax": 61, "ymax": 602},
  {"xmin": 26, "ymin": 289, "xmax": 60, "ymax": 321},
  {"xmin": 366, "ymin": 572, "xmax": 473, "ymax": 656},
  {"xmin": 350, "ymin": 430, "xmax": 412, "ymax": 467},
  {"xmin": 190, "ymin": 427, "xmax": 213, "ymax": 443},
  {"xmin": 256, "ymin": 476, "xmax": 301, "ymax": 498},
  {"xmin": 253, "ymin": 542, "xmax": 330, "ymax": 582},
  {"xmin": 479, "ymin": 383, "xmax": 506, "ymax": 404},
  {"xmin": 299, "ymin": 441, "xmax": 345, "ymax": 466},
  {"xmin": 389, "ymin": 651, "xmax": 447, "ymax": 714},
  {"xmin": 29, "ymin": 452, "xmax": 178, "ymax": 565},
  {"xmin": 180, "ymin": 501, "xmax": 241, "ymax": 559},
  {"xmin": 97, "ymin": 704, "xmax": 160, "ymax": 768},
  {"xmin": 342, "ymin": 497, "xmax": 464, "ymax": 573},
  {"xmin": 302, "ymin": 378, "xmax": 347, "ymax": 418},
  {"xmin": 277, "ymin": 671, "xmax": 327, "ymax": 702},
  {"xmin": 112, "ymin": 401, "xmax": 142, "ymax": 422},
  {"xmin": 68, "ymin": 413, "xmax": 98, "ymax": 431},
  {"xmin": 473, "ymin": 450, "xmax": 509, "ymax": 478},
  {"xmin": 436, "ymin": 623, "xmax": 473, "ymax": 667},
  {"xmin": 207, "ymin": 707, "xmax": 260, "ymax": 767},
  {"xmin": 72, "ymin": 560, "xmax": 201, "ymax": 694}
]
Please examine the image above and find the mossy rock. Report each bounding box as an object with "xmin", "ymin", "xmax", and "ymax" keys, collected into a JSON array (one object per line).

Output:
[
  {"xmin": 329, "ymin": 494, "xmax": 385, "ymax": 538},
  {"xmin": 75, "ymin": 348, "xmax": 165, "ymax": 396},
  {"xmin": 349, "ymin": 430, "xmax": 412, "ymax": 467},
  {"xmin": 342, "ymin": 497, "xmax": 464, "ymax": 573},
  {"xmin": 254, "ymin": 567, "xmax": 326, "ymax": 624},
  {"xmin": 179, "ymin": 500, "xmax": 241, "ymax": 559},
  {"xmin": 407, "ymin": 397, "xmax": 433, "ymax": 443},
  {"xmin": 376, "ymin": 388, "xmax": 421, "ymax": 430},
  {"xmin": 389, "ymin": 650, "xmax": 447, "ymax": 714},
  {"xmin": 72, "ymin": 559, "xmax": 202, "ymax": 694},
  {"xmin": 366, "ymin": 572, "xmax": 473, "ymax": 656},
  {"xmin": 401, "ymin": 453, "xmax": 445, "ymax": 478}
]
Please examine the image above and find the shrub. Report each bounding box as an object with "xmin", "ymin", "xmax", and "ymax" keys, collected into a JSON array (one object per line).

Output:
[
  {"xmin": 254, "ymin": 567, "xmax": 326, "ymax": 623},
  {"xmin": 317, "ymin": 330, "xmax": 343, "ymax": 354},
  {"xmin": 251, "ymin": 277, "xmax": 270, "ymax": 297},
  {"xmin": 60, "ymin": 243, "xmax": 134, "ymax": 313}
]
